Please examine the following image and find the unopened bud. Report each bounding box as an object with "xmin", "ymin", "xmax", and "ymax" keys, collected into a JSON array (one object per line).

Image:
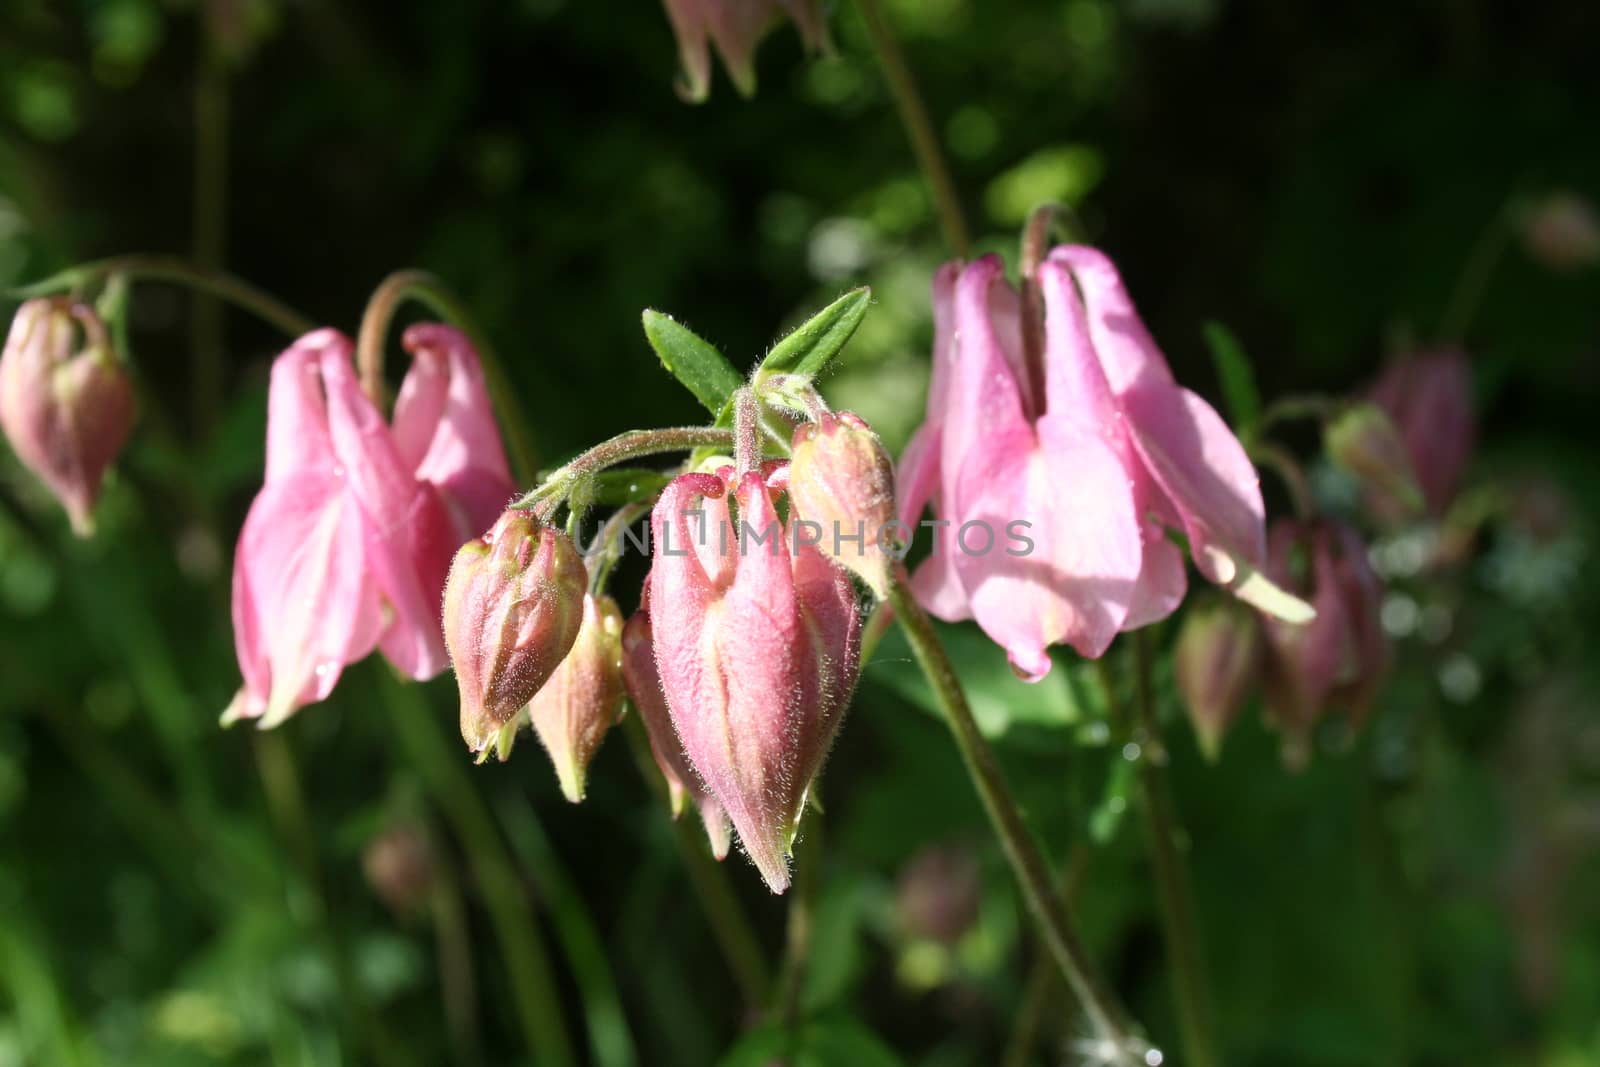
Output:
[
  {"xmin": 0, "ymin": 299, "xmax": 135, "ymax": 535},
  {"xmin": 528, "ymin": 592, "xmax": 625, "ymax": 803},
  {"xmin": 1324, "ymin": 402, "xmax": 1423, "ymax": 517},
  {"xmin": 1522, "ymin": 191, "xmax": 1600, "ymax": 272},
  {"xmin": 788, "ymin": 411, "xmax": 897, "ymax": 598},
  {"xmin": 443, "ymin": 508, "xmax": 587, "ymax": 759},
  {"xmin": 1174, "ymin": 596, "xmax": 1262, "ymax": 761},
  {"xmin": 362, "ymin": 821, "xmax": 434, "ymax": 920}
]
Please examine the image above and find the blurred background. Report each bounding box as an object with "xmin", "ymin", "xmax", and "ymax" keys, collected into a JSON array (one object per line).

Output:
[{"xmin": 1, "ymin": 1, "xmax": 1598, "ymax": 1064}]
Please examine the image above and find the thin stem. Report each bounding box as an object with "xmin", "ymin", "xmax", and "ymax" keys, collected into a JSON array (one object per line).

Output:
[
  {"xmin": 518, "ymin": 427, "xmax": 736, "ymax": 511},
  {"xmin": 1256, "ymin": 392, "xmax": 1334, "ymax": 434},
  {"xmin": 855, "ymin": 0, "xmax": 971, "ymax": 257},
  {"xmin": 733, "ymin": 389, "xmax": 761, "ymax": 477},
  {"xmin": 1001, "ymin": 845, "xmax": 1090, "ymax": 1067},
  {"xmin": 354, "ymin": 269, "xmax": 538, "ymax": 483},
  {"xmin": 381, "ymin": 671, "xmax": 577, "ymax": 1067},
  {"xmin": 1250, "ymin": 442, "xmax": 1315, "ymax": 520},
  {"xmin": 886, "ymin": 564, "xmax": 1142, "ymax": 1060},
  {"xmin": 1129, "ymin": 633, "xmax": 1218, "ymax": 1067},
  {"xmin": 619, "ymin": 712, "xmax": 774, "ymax": 1011},
  {"xmin": 11, "ymin": 255, "xmax": 315, "ymax": 337},
  {"xmin": 426, "ymin": 846, "xmax": 484, "ymax": 1067}
]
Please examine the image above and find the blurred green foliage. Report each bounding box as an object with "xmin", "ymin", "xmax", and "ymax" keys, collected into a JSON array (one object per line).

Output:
[{"xmin": 2, "ymin": 1, "xmax": 1598, "ymax": 1065}]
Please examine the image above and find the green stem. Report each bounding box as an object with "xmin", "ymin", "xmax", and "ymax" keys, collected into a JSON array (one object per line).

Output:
[
  {"xmin": 11, "ymin": 255, "xmax": 315, "ymax": 337},
  {"xmin": 518, "ymin": 427, "xmax": 736, "ymax": 512},
  {"xmin": 620, "ymin": 712, "xmax": 774, "ymax": 1011},
  {"xmin": 1129, "ymin": 633, "xmax": 1218, "ymax": 1067},
  {"xmin": 381, "ymin": 671, "xmax": 577, "ymax": 1067},
  {"xmin": 1249, "ymin": 441, "xmax": 1315, "ymax": 521},
  {"xmin": 855, "ymin": 0, "xmax": 971, "ymax": 257},
  {"xmin": 354, "ymin": 269, "xmax": 539, "ymax": 485},
  {"xmin": 1001, "ymin": 845, "xmax": 1090, "ymax": 1067},
  {"xmin": 886, "ymin": 565, "xmax": 1141, "ymax": 1060}
]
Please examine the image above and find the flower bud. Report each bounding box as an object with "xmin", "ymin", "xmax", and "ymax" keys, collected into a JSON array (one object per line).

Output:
[
  {"xmin": 660, "ymin": 0, "xmax": 832, "ymax": 103},
  {"xmin": 1173, "ymin": 596, "xmax": 1262, "ymax": 761},
  {"xmin": 528, "ymin": 592, "xmax": 625, "ymax": 803},
  {"xmin": 0, "ymin": 299, "xmax": 135, "ymax": 535},
  {"xmin": 620, "ymin": 603, "xmax": 732, "ymax": 858},
  {"xmin": 362, "ymin": 821, "xmax": 434, "ymax": 920},
  {"xmin": 1521, "ymin": 191, "xmax": 1600, "ymax": 272},
  {"xmin": 1368, "ymin": 350, "xmax": 1474, "ymax": 521},
  {"xmin": 1324, "ymin": 402, "xmax": 1423, "ymax": 517},
  {"xmin": 895, "ymin": 843, "xmax": 980, "ymax": 945},
  {"xmin": 650, "ymin": 467, "xmax": 861, "ymax": 892},
  {"xmin": 443, "ymin": 508, "xmax": 587, "ymax": 758},
  {"xmin": 788, "ymin": 411, "xmax": 897, "ymax": 599}
]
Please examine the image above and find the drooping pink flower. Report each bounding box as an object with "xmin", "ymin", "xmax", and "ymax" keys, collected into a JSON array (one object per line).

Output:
[
  {"xmin": 527, "ymin": 591, "xmax": 626, "ymax": 802},
  {"xmin": 225, "ymin": 330, "xmax": 473, "ymax": 728},
  {"xmin": 788, "ymin": 410, "xmax": 897, "ymax": 599},
  {"xmin": 620, "ymin": 601, "xmax": 732, "ymax": 860},
  {"xmin": 0, "ymin": 299, "xmax": 135, "ymax": 535},
  {"xmin": 1260, "ymin": 519, "xmax": 1388, "ymax": 768},
  {"xmin": 1173, "ymin": 596, "xmax": 1262, "ymax": 761},
  {"xmin": 1368, "ymin": 349, "xmax": 1474, "ymax": 519},
  {"xmin": 660, "ymin": 0, "xmax": 831, "ymax": 102},
  {"xmin": 897, "ymin": 247, "xmax": 1304, "ymax": 681},
  {"xmin": 649, "ymin": 465, "xmax": 860, "ymax": 892}
]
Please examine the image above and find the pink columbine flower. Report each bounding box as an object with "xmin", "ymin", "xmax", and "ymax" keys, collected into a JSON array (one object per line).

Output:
[
  {"xmin": 898, "ymin": 247, "xmax": 1307, "ymax": 681},
  {"xmin": 1368, "ymin": 349, "xmax": 1474, "ymax": 520},
  {"xmin": 660, "ymin": 0, "xmax": 831, "ymax": 102},
  {"xmin": 1260, "ymin": 519, "xmax": 1388, "ymax": 768},
  {"xmin": 0, "ymin": 299, "xmax": 135, "ymax": 535},
  {"xmin": 649, "ymin": 465, "xmax": 861, "ymax": 893},
  {"xmin": 225, "ymin": 326, "xmax": 512, "ymax": 728},
  {"xmin": 620, "ymin": 601, "xmax": 732, "ymax": 860}
]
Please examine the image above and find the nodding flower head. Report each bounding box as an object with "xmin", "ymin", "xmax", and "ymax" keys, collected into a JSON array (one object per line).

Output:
[
  {"xmin": 0, "ymin": 298, "xmax": 135, "ymax": 536},
  {"xmin": 648, "ymin": 465, "xmax": 861, "ymax": 892},
  {"xmin": 1368, "ymin": 350, "xmax": 1474, "ymax": 521},
  {"xmin": 788, "ymin": 410, "xmax": 898, "ymax": 599},
  {"xmin": 528, "ymin": 591, "xmax": 626, "ymax": 803},
  {"xmin": 1174, "ymin": 596, "xmax": 1262, "ymax": 761},
  {"xmin": 443, "ymin": 508, "xmax": 588, "ymax": 759},
  {"xmin": 660, "ymin": 0, "xmax": 832, "ymax": 102}
]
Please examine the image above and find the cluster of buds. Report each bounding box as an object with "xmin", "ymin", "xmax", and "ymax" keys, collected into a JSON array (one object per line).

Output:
[{"xmin": 0, "ymin": 298, "xmax": 135, "ymax": 535}]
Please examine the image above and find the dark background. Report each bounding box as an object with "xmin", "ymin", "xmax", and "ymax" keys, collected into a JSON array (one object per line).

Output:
[{"xmin": 1, "ymin": 1, "xmax": 1597, "ymax": 1064}]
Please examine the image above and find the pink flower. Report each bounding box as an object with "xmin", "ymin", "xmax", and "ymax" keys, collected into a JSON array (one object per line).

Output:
[
  {"xmin": 527, "ymin": 592, "xmax": 626, "ymax": 802},
  {"xmin": 898, "ymin": 247, "xmax": 1303, "ymax": 681},
  {"xmin": 1260, "ymin": 519, "xmax": 1388, "ymax": 768},
  {"xmin": 0, "ymin": 299, "xmax": 135, "ymax": 535},
  {"xmin": 1368, "ymin": 349, "xmax": 1474, "ymax": 519},
  {"xmin": 660, "ymin": 0, "xmax": 831, "ymax": 102},
  {"xmin": 649, "ymin": 465, "xmax": 860, "ymax": 892},
  {"xmin": 620, "ymin": 601, "xmax": 732, "ymax": 860},
  {"xmin": 226, "ymin": 327, "xmax": 511, "ymax": 728}
]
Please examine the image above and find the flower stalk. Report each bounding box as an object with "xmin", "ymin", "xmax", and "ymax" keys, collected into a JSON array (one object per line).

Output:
[
  {"xmin": 886, "ymin": 563, "xmax": 1142, "ymax": 1060},
  {"xmin": 518, "ymin": 426, "xmax": 736, "ymax": 512}
]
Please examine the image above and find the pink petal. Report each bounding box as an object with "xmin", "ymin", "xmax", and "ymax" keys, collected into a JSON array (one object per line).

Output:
[
  {"xmin": 1049, "ymin": 245, "xmax": 1175, "ymax": 395},
  {"xmin": 396, "ymin": 324, "xmax": 514, "ymax": 539},
  {"xmin": 953, "ymin": 417, "xmax": 1141, "ymax": 675},
  {"xmin": 262, "ymin": 330, "xmax": 342, "ymax": 484},
  {"xmin": 1121, "ymin": 383, "xmax": 1266, "ymax": 586}
]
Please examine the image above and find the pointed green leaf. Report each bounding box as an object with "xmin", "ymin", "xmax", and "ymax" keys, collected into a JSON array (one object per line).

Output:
[
  {"xmin": 1202, "ymin": 321, "xmax": 1262, "ymax": 433},
  {"xmin": 755, "ymin": 286, "xmax": 871, "ymax": 381},
  {"xmin": 641, "ymin": 310, "xmax": 744, "ymax": 415}
]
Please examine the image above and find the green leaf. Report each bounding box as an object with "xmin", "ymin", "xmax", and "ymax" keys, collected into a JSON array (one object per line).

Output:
[
  {"xmin": 641, "ymin": 310, "xmax": 743, "ymax": 415},
  {"xmin": 754, "ymin": 286, "xmax": 871, "ymax": 382},
  {"xmin": 1202, "ymin": 320, "xmax": 1262, "ymax": 432},
  {"xmin": 719, "ymin": 1018, "xmax": 905, "ymax": 1067}
]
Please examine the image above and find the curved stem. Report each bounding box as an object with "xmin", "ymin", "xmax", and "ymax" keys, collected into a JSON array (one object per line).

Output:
[
  {"xmin": 381, "ymin": 671, "xmax": 577, "ymax": 1067},
  {"xmin": 1249, "ymin": 442, "xmax": 1315, "ymax": 520},
  {"xmin": 518, "ymin": 427, "xmax": 736, "ymax": 511},
  {"xmin": 619, "ymin": 712, "xmax": 773, "ymax": 1011},
  {"xmin": 1130, "ymin": 633, "xmax": 1219, "ymax": 1067},
  {"xmin": 354, "ymin": 269, "xmax": 538, "ymax": 484},
  {"xmin": 855, "ymin": 0, "xmax": 970, "ymax": 257},
  {"xmin": 886, "ymin": 564, "xmax": 1141, "ymax": 1060},
  {"xmin": 11, "ymin": 255, "xmax": 315, "ymax": 337}
]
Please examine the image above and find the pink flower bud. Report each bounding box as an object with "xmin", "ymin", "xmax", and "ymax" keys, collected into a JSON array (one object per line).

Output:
[
  {"xmin": 660, "ymin": 0, "xmax": 831, "ymax": 102},
  {"xmin": 788, "ymin": 411, "xmax": 897, "ymax": 599},
  {"xmin": 895, "ymin": 843, "xmax": 981, "ymax": 944},
  {"xmin": 1173, "ymin": 597, "xmax": 1262, "ymax": 761},
  {"xmin": 1369, "ymin": 350, "xmax": 1474, "ymax": 520},
  {"xmin": 620, "ymin": 603, "xmax": 732, "ymax": 858},
  {"xmin": 362, "ymin": 821, "xmax": 434, "ymax": 920},
  {"xmin": 1521, "ymin": 192, "xmax": 1600, "ymax": 272},
  {"xmin": 528, "ymin": 592, "xmax": 625, "ymax": 803},
  {"xmin": 1324, "ymin": 402, "xmax": 1424, "ymax": 517},
  {"xmin": 1260, "ymin": 520, "xmax": 1388, "ymax": 768},
  {"xmin": 0, "ymin": 299, "xmax": 135, "ymax": 535},
  {"xmin": 443, "ymin": 508, "xmax": 587, "ymax": 759},
  {"xmin": 649, "ymin": 467, "xmax": 861, "ymax": 892}
]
